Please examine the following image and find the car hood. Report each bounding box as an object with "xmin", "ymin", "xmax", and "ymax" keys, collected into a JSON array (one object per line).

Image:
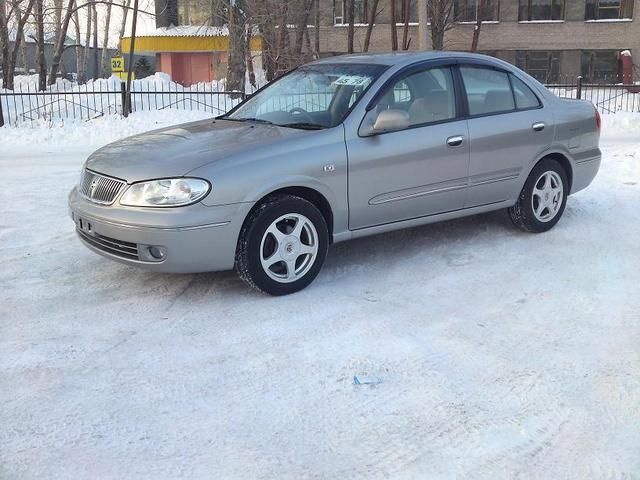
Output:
[{"xmin": 85, "ymin": 119, "xmax": 307, "ymax": 182}]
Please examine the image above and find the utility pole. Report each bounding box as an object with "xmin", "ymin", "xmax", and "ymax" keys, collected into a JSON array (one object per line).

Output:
[
  {"xmin": 418, "ymin": 0, "xmax": 431, "ymax": 50},
  {"xmin": 124, "ymin": 0, "xmax": 139, "ymax": 117}
]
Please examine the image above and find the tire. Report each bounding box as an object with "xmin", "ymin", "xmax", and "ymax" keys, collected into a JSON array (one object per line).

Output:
[
  {"xmin": 235, "ymin": 194, "xmax": 329, "ymax": 296},
  {"xmin": 508, "ymin": 158, "xmax": 569, "ymax": 233}
]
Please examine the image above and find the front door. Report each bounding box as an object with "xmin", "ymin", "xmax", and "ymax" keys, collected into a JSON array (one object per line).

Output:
[{"xmin": 346, "ymin": 65, "xmax": 470, "ymax": 230}]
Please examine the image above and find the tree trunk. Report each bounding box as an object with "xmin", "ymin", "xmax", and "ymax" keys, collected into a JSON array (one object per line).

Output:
[
  {"xmin": 81, "ymin": 4, "xmax": 91, "ymax": 82},
  {"xmin": 118, "ymin": 0, "xmax": 131, "ymax": 42},
  {"xmin": 0, "ymin": 0, "xmax": 9, "ymax": 84},
  {"xmin": 47, "ymin": 0, "xmax": 76, "ymax": 85},
  {"xmin": 101, "ymin": 0, "xmax": 113, "ymax": 76},
  {"xmin": 363, "ymin": 0, "xmax": 379, "ymax": 52},
  {"xmin": 245, "ymin": 27, "xmax": 256, "ymax": 88},
  {"xmin": 226, "ymin": 0, "xmax": 246, "ymax": 95},
  {"xmin": 19, "ymin": 31, "xmax": 27, "ymax": 73},
  {"xmin": 471, "ymin": 0, "xmax": 485, "ymax": 52},
  {"xmin": 292, "ymin": 0, "xmax": 310, "ymax": 58},
  {"xmin": 347, "ymin": 0, "xmax": 355, "ymax": 53},
  {"xmin": 35, "ymin": 0, "xmax": 47, "ymax": 90},
  {"xmin": 92, "ymin": 4, "xmax": 99, "ymax": 79},
  {"xmin": 313, "ymin": 0, "xmax": 319, "ymax": 58},
  {"xmin": 73, "ymin": 4, "xmax": 82, "ymax": 80},
  {"xmin": 402, "ymin": 0, "xmax": 410, "ymax": 50},
  {"xmin": 390, "ymin": 0, "xmax": 398, "ymax": 50}
]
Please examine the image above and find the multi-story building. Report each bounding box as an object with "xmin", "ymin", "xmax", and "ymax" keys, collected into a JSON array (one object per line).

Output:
[{"xmin": 317, "ymin": 0, "xmax": 638, "ymax": 82}]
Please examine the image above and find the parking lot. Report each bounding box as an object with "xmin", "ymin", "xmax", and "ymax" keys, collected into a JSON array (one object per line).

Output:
[{"xmin": 1, "ymin": 130, "xmax": 639, "ymax": 479}]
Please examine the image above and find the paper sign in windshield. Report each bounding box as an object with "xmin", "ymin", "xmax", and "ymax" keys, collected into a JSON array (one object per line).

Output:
[{"xmin": 333, "ymin": 75, "xmax": 370, "ymax": 87}]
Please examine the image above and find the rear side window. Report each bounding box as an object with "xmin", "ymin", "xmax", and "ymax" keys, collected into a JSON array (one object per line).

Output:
[
  {"xmin": 510, "ymin": 74, "xmax": 541, "ymax": 109},
  {"xmin": 460, "ymin": 66, "xmax": 515, "ymax": 116}
]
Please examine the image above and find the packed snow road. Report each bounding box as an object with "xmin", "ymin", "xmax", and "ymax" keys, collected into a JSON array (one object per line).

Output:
[{"xmin": 1, "ymin": 123, "xmax": 639, "ymax": 479}]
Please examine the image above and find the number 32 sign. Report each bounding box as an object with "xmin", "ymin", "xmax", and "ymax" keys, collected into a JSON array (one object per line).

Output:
[{"xmin": 111, "ymin": 56, "xmax": 124, "ymax": 73}]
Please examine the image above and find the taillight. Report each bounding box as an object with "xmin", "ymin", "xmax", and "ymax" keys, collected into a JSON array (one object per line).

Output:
[{"xmin": 595, "ymin": 109, "xmax": 601, "ymax": 132}]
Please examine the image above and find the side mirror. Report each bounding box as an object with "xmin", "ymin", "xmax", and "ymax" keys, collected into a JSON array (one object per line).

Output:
[{"xmin": 360, "ymin": 109, "xmax": 410, "ymax": 136}]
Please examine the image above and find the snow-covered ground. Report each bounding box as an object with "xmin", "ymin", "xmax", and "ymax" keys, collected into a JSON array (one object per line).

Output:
[{"xmin": 1, "ymin": 114, "xmax": 639, "ymax": 479}]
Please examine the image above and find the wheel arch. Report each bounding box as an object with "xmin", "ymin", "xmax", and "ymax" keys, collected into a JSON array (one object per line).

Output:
[
  {"xmin": 529, "ymin": 151, "xmax": 574, "ymax": 193},
  {"xmin": 243, "ymin": 186, "xmax": 335, "ymax": 244}
]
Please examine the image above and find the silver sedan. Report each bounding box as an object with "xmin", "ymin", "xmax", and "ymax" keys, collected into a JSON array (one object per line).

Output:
[{"xmin": 69, "ymin": 52, "xmax": 601, "ymax": 295}]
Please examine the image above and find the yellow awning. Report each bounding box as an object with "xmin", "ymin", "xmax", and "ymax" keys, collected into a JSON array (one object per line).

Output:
[{"xmin": 120, "ymin": 35, "xmax": 262, "ymax": 54}]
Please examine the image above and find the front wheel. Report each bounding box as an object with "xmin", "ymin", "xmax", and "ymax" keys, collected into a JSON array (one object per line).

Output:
[
  {"xmin": 508, "ymin": 158, "xmax": 569, "ymax": 233},
  {"xmin": 235, "ymin": 195, "xmax": 329, "ymax": 295}
]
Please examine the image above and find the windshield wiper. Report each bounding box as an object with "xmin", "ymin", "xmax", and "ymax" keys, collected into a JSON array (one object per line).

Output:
[
  {"xmin": 220, "ymin": 116, "xmax": 275, "ymax": 125},
  {"xmin": 280, "ymin": 122, "xmax": 326, "ymax": 130}
]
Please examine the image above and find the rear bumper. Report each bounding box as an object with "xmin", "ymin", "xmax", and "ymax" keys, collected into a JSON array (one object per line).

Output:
[
  {"xmin": 68, "ymin": 187, "xmax": 252, "ymax": 273},
  {"xmin": 571, "ymin": 150, "xmax": 602, "ymax": 195}
]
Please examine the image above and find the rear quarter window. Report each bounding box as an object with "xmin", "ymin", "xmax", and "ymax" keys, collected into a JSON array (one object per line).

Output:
[{"xmin": 510, "ymin": 74, "xmax": 541, "ymax": 110}]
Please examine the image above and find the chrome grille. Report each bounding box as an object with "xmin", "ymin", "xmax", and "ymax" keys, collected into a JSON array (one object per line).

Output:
[{"xmin": 79, "ymin": 169, "xmax": 126, "ymax": 204}]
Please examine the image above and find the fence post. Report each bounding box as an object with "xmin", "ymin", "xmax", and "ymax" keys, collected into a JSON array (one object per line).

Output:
[
  {"xmin": 0, "ymin": 93, "xmax": 4, "ymax": 127},
  {"xmin": 121, "ymin": 82, "xmax": 129, "ymax": 117},
  {"xmin": 576, "ymin": 76, "xmax": 583, "ymax": 100}
]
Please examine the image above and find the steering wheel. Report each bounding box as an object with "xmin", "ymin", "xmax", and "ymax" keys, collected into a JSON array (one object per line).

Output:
[{"xmin": 288, "ymin": 107, "xmax": 313, "ymax": 123}]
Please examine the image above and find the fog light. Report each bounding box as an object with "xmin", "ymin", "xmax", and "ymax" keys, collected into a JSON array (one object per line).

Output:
[{"xmin": 148, "ymin": 246, "xmax": 166, "ymax": 260}]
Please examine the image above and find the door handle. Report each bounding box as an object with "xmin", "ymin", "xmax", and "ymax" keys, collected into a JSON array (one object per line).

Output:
[
  {"xmin": 447, "ymin": 135, "xmax": 464, "ymax": 147},
  {"xmin": 532, "ymin": 122, "xmax": 545, "ymax": 132}
]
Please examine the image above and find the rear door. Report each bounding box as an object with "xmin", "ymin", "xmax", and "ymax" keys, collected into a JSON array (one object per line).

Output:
[{"xmin": 458, "ymin": 65, "xmax": 554, "ymax": 207}]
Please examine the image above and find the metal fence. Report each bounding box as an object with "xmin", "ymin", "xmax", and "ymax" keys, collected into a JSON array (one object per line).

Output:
[
  {"xmin": 2, "ymin": 75, "xmax": 639, "ymax": 127},
  {"xmin": 544, "ymin": 76, "xmax": 640, "ymax": 114},
  {"xmin": 0, "ymin": 80, "xmax": 249, "ymax": 127}
]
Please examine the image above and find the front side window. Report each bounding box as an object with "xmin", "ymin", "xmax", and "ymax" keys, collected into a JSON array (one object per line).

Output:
[
  {"xmin": 519, "ymin": 0, "xmax": 565, "ymax": 21},
  {"xmin": 515, "ymin": 50, "xmax": 561, "ymax": 82},
  {"xmin": 460, "ymin": 66, "xmax": 515, "ymax": 115},
  {"xmin": 585, "ymin": 0, "xmax": 633, "ymax": 20},
  {"xmin": 454, "ymin": 0, "xmax": 500, "ymax": 22},
  {"xmin": 226, "ymin": 63, "xmax": 386, "ymax": 129},
  {"xmin": 373, "ymin": 66, "xmax": 457, "ymax": 127}
]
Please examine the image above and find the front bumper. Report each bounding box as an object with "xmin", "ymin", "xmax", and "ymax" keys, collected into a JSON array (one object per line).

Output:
[{"xmin": 68, "ymin": 187, "xmax": 252, "ymax": 273}]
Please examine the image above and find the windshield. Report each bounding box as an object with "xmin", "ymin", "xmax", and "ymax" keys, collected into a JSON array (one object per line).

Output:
[{"xmin": 224, "ymin": 63, "xmax": 387, "ymax": 129}]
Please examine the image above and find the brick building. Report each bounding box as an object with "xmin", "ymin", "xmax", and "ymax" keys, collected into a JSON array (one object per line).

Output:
[{"xmin": 316, "ymin": 0, "xmax": 639, "ymax": 82}]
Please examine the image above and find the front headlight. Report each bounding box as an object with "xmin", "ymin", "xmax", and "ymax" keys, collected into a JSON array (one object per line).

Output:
[{"xmin": 119, "ymin": 178, "xmax": 210, "ymax": 207}]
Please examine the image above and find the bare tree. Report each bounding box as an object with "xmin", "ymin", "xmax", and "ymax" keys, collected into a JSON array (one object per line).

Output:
[
  {"xmin": 35, "ymin": 0, "xmax": 46, "ymax": 89},
  {"xmin": 471, "ymin": 0, "xmax": 487, "ymax": 52},
  {"xmin": 0, "ymin": 0, "xmax": 37, "ymax": 89},
  {"xmin": 428, "ymin": 0, "xmax": 455, "ymax": 50},
  {"xmin": 362, "ymin": 0, "xmax": 380, "ymax": 52},
  {"xmin": 346, "ymin": 0, "xmax": 354, "ymax": 53},
  {"xmin": 118, "ymin": 0, "xmax": 130, "ymax": 40},
  {"xmin": 226, "ymin": 0, "xmax": 246, "ymax": 94},
  {"xmin": 401, "ymin": 0, "xmax": 411, "ymax": 50},
  {"xmin": 91, "ymin": 3, "xmax": 98, "ymax": 79},
  {"xmin": 47, "ymin": 0, "xmax": 75, "ymax": 84},
  {"xmin": 313, "ymin": 0, "xmax": 319, "ymax": 57},
  {"xmin": 390, "ymin": 0, "xmax": 397, "ymax": 50},
  {"xmin": 100, "ymin": 0, "xmax": 113, "ymax": 75}
]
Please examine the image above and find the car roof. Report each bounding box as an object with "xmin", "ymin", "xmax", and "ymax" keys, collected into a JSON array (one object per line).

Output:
[{"xmin": 311, "ymin": 51, "xmax": 499, "ymax": 68}]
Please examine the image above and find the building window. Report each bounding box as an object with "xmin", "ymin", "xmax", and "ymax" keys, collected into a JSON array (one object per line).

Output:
[
  {"xmin": 581, "ymin": 50, "xmax": 622, "ymax": 82},
  {"xmin": 585, "ymin": 0, "xmax": 633, "ymax": 20},
  {"xmin": 394, "ymin": 0, "xmax": 419, "ymax": 23},
  {"xmin": 454, "ymin": 0, "xmax": 500, "ymax": 22},
  {"xmin": 334, "ymin": 0, "xmax": 370, "ymax": 24},
  {"xmin": 518, "ymin": 0, "xmax": 565, "ymax": 21},
  {"xmin": 515, "ymin": 50, "xmax": 560, "ymax": 82}
]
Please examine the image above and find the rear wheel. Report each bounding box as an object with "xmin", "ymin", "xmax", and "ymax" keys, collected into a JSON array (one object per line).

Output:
[
  {"xmin": 509, "ymin": 158, "xmax": 568, "ymax": 233},
  {"xmin": 235, "ymin": 195, "xmax": 329, "ymax": 295}
]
